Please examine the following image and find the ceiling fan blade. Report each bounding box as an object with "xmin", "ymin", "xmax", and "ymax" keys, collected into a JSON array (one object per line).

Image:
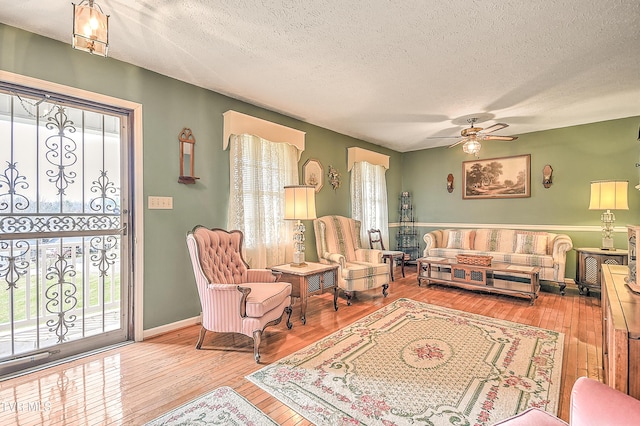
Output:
[
  {"xmin": 484, "ymin": 135, "xmax": 518, "ymax": 141},
  {"xmin": 481, "ymin": 123, "xmax": 508, "ymax": 134},
  {"xmin": 447, "ymin": 138, "xmax": 466, "ymax": 148}
]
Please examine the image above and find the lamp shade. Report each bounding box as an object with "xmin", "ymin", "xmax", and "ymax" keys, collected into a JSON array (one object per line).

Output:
[
  {"xmin": 589, "ymin": 180, "xmax": 629, "ymax": 210},
  {"xmin": 72, "ymin": 1, "xmax": 109, "ymax": 56},
  {"xmin": 284, "ymin": 185, "xmax": 317, "ymax": 220}
]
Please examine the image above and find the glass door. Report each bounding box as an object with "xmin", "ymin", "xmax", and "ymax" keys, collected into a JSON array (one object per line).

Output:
[{"xmin": 0, "ymin": 87, "xmax": 131, "ymax": 378}]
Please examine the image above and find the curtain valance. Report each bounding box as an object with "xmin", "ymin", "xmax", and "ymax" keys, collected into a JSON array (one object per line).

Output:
[
  {"xmin": 223, "ymin": 110, "xmax": 306, "ymax": 156},
  {"xmin": 347, "ymin": 147, "xmax": 389, "ymax": 171}
]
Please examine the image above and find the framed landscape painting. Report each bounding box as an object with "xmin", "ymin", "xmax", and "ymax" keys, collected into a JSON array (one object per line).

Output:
[{"xmin": 462, "ymin": 154, "xmax": 531, "ymax": 199}]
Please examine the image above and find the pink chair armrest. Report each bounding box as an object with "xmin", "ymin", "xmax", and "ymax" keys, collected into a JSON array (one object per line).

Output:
[{"xmin": 570, "ymin": 377, "xmax": 640, "ymax": 425}]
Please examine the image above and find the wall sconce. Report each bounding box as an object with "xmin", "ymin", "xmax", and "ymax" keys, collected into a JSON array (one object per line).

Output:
[
  {"xmin": 447, "ymin": 174, "xmax": 454, "ymax": 193},
  {"xmin": 542, "ymin": 165, "xmax": 553, "ymax": 188},
  {"xmin": 72, "ymin": 0, "xmax": 109, "ymax": 57},
  {"xmin": 178, "ymin": 128, "xmax": 199, "ymax": 184},
  {"xmin": 328, "ymin": 165, "xmax": 341, "ymax": 190}
]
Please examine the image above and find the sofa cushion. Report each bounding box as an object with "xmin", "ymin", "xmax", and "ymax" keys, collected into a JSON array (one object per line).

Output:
[
  {"xmin": 342, "ymin": 262, "xmax": 389, "ymax": 279},
  {"xmin": 428, "ymin": 248, "xmax": 554, "ymax": 269},
  {"xmin": 446, "ymin": 230, "xmax": 474, "ymax": 249},
  {"xmin": 515, "ymin": 233, "xmax": 548, "ymax": 255},
  {"xmin": 340, "ymin": 261, "xmax": 390, "ymax": 292},
  {"xmin": 474, "ymin": 229, "xmax": 516, "ymax": 252}
]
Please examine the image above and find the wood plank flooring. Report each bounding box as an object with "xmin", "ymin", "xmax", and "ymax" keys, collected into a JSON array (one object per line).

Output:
[{"xmin": 0, "ymin": 266, "xmax": 602, "ymax": 425}]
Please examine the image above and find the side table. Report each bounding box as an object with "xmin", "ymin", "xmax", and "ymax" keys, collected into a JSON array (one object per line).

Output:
[
  {"xmin": 575, "ymin": 247, "xmax": 628, "ymax": 295},
  {"xmin": 270, "ymin": 262, "xmax": 339, "ymax": 324}
]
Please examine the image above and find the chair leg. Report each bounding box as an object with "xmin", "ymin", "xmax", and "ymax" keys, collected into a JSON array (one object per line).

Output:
[
  {"xmin": 195, "ymin": 326, "xmax": 207, "ymax": 349},
  {"xmin": 382, "ymin": 283, "xmax": 389, "ymax": 297},
  {"xmin": 345, "ymin": 291, "xmax": 353, "ymax": 306},
  {"xmin": 285, "ymin": 306, "xmax": 293, "ymax": 329},
  {"xmin": 252, "ymin": 330, "xmax": 262, "ymax": 363}
]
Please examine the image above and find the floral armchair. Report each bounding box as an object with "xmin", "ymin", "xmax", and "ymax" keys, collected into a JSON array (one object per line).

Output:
[
  {"xmin": 313, "ymin": 215, "xmax": 390, "ymax": 305},
  {"xmin": 186, "ymin": 226, "xmax": 293, "ymax": 363}
]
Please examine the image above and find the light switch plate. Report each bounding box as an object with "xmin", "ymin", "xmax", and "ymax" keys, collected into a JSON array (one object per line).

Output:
[{"xmin": 148, "ymin": 196, "xmax": 173, "ymax": 209}]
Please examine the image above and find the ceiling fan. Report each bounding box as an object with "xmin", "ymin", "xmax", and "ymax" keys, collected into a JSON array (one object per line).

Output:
[{"xmin": 442, "ymin": 117, "xmax": 518, "ymax": 156}]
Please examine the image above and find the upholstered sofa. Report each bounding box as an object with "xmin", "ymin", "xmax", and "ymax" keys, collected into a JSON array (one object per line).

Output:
[
  {"xmin": 423, "ymin": 228, "xmax": 573, "ymax": 294},
  {"xmin": 313, "ymin": 215, "xmax": 390, "ymax": 304}
]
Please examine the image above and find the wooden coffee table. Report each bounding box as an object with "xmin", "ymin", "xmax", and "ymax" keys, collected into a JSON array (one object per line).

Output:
[
  {"xmin": 270, "ymin": 262, "xmax": 339, "ymax": 324},
  {"xmin": 417, "ymin": 256, "xmax": 540, "ymax": 304}
]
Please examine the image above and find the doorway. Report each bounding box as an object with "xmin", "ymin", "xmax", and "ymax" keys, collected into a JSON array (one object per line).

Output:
[{"xmin": 0, "ymin": 84, "xmax": 134, "ymax": 378}]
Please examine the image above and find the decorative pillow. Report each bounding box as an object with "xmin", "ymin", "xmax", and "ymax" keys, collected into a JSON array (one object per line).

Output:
[
  {"xmin": 474, "ymin": 229, "xmax": 516, "ymax": 252},
  {"xmin": 446, "ymin": 230, "xmax": 473, "ymax": 250},
  {"xmin": 515, "ymin": 233, "xmax": 548, "ymax": 255}
]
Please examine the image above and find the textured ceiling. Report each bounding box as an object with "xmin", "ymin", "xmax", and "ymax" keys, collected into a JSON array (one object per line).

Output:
[{"xmin": 1, "ymin": 1, "xmax": 639, "ymax": 152}]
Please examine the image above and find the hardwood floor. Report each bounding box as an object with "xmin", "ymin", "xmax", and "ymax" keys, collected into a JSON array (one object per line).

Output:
[{"xmin": 0, "ymin": 266, "xmax": 602, "ymax": 425}]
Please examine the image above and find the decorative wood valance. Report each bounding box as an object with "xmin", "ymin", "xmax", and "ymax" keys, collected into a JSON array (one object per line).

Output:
[
  {"xmin": 223, "ymin": 110, "xmax": 306, "ymax": 153},
  {"xmin": 347, "ymin": 147, "xmax": 390, "ymax": 171}
]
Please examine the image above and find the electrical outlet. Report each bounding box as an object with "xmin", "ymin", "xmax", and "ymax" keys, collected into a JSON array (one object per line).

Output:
[{"xmin": 148, "ymin": 196, "xmax": 173, "ymax": 209}]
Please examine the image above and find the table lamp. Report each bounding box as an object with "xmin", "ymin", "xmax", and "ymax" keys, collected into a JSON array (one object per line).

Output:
[
  {"xmin": 284, "ymin": 185, "xmax": 317, "ymax": 266},
  {"xmin": 589, "ymin": 180, "xmax": 628, "ymax": 250}
]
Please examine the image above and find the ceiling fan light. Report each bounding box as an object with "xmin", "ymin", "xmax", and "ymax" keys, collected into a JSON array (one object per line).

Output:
[{"xmin": 462, "ymin": 139, "xmax": 481, "ymax": 156}]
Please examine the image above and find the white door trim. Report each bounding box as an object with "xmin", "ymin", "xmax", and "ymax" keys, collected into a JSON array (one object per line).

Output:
[{"xmin": 0, "ymin": 70, "xmax": 145, "ymax": 342}]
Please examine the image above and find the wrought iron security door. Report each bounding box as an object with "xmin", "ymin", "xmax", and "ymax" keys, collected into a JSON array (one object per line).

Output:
[{"xmin": 0, "ymin": 87, "xmax": 131, "ymax": 377}]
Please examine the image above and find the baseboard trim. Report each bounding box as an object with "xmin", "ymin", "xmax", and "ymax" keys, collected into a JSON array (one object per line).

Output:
[{"xmin": 143, "ymin": 315, "xmax": 201, "ymax": 340}]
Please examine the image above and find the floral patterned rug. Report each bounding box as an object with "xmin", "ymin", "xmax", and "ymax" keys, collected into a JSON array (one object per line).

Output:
[
  {"xmin": 144, "ymin": 386, "xmax": 277, "ymax": 425},
  {"xmin": 247, "ymin": 298, "xmax": 564, "ymax": 426}
]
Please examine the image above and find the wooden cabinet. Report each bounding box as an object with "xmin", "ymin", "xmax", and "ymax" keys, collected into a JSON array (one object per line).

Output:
[
  {"xmin": 601, "ymin": 264, "xmax": 640, "ymax": 398},
  {"xmin": 451, "ymin": 264, "xmax": 487, "ymax": 285},
  {"xmin": 576, "ymin": 247, "xmax": 628, "ymax": 295}
]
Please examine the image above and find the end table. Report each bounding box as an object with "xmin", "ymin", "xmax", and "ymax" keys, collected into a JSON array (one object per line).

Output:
[
  {"xmin": 270, "ymin": 262, "xmax": 339, "ymax": 324},
  {"xmin": 575, "ymin": 247, "xmax": 628, "ymax": 295}
]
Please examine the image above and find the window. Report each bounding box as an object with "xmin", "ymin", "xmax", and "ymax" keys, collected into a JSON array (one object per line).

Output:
[
  {"xmin": 351, "ymin": 161, "xmax": 389, "ymax": 247},
  {"xmin": 227, "ymin": 134, "xmax": 299, "ymax": 268}
]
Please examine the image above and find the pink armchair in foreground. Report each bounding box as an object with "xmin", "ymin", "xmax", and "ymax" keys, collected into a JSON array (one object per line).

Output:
[
  {"xmin": 186, "ymin": 226, "xmax": 293, "ymax": 363},
  {"xmin": 494, "ymin": 376, "xmax": 640, "ymax": 425}
]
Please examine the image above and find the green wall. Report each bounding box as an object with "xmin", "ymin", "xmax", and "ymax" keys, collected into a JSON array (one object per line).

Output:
[
  {"xmin": 0, "ymin": 24, "xmax": 401, "ymax": 329},
  {"xmin": 399, "ymin": 117, "xmax": 640, "ymax": 278},
  {"xmin": 2, "ymin": 23, "xmax": 638, "ymax": 331}
]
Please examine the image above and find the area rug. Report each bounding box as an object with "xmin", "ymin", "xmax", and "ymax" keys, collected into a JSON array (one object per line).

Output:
[
  {"xmin": 144, "ymin": 386, "xmax": 277, "ymax": 425},
  {"xmin": 247, "ymin": 298, "xmax": 564, "ymax": 426}
]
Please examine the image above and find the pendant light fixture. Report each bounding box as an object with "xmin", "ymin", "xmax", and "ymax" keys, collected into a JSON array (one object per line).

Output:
[{"xmin": 72, "ymin": 0, "xmax": 109, "ymax": 57}]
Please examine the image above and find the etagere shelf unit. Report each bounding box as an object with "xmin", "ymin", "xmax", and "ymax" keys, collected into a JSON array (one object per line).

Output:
[{"xmin": 396, "ymin": 192, "xmax": 419, "ymax": 263}]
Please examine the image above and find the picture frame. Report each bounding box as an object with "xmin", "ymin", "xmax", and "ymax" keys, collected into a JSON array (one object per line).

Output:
[
  {"xmin": 303, "ymin": 159, "xmax": 323, "ymax": 192},
  {"xmin": 462, "ymin": 154, "xmax": 531, "ymax": 199}
]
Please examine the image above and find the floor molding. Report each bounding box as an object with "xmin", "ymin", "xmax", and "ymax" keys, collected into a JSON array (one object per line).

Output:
[{"xmin": 143, "ymin": 316, "xmax": 201, "ymax": 339}]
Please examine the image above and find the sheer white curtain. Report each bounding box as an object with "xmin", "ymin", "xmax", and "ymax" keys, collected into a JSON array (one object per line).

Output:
[
  {"xmin": 351, "ymin": 161, "xmax": 389, "ymax": 248},
  {"xmin": 228, "ymin": 134, "xmax": 299, "ymax": 268}
]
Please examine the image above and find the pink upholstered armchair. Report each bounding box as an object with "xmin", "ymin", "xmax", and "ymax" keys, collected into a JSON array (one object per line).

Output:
[
  {"xmin": 494, "ymin": 376, "xmax": 640, "ymax": 425},
  {"xmin": 186, "ymin": 226, "xmax": 293, "ymax": 363}
]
